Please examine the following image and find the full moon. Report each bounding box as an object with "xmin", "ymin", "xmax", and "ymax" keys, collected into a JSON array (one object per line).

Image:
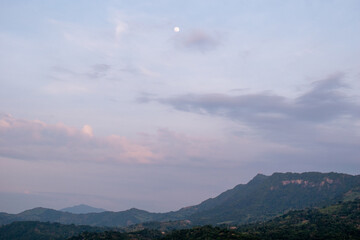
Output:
[{"xmin": 174, "ymin": 26, "xmax": 180, "ymax": 32}]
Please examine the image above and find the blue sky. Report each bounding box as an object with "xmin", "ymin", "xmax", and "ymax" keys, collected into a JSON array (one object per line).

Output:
[{"xmin": 1, "ymin": 0, "xmax": 360, "ymax": 213}]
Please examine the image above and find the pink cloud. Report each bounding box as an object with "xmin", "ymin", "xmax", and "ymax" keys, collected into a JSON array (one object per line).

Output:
[
  {"xmin": 0, "ymin": 114, "xmax": 300, "ymax": 167},
  {"xmin": 0, "ymin": 114, "xmax": 159, "ymax": 164}
]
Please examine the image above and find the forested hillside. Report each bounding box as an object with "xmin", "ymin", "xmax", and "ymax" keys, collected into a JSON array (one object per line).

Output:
[
  {"xmin": 1, "ymin": 172, "xmax": 358, "ymax": 227},
  {"xmin": 1, "ymin": 199, "xmax": 359, "ymax": 240}
]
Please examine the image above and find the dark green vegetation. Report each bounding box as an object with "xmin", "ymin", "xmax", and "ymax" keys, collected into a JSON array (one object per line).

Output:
[
  {"xmin": 0, "ymin": 221, "xmax": 106, "ymax": 240},
  {"xmin": 236, "ymin": 198, "xmax": 360, "ymax": 240},
  {"xmin": 123, "ymin": 220, "xmax": 192, "ymax": 232},
  {"xmin": 161, "ymin": 226, "xmax": 254, "ymax": 240},
  {"xmin": 67, "ymin": 199, "xmax": 360, "ymax": 240},
  {"xmin": 0, "ymin": 172, "xmax": 359, "ymax": 227},
  {"xmin": 68, "ymin": 229, "xmax": 163, "ymax": 240},
  {"xmin": 0, "ymin": 199, "xmax": 359, "ymax": 239},
  {"xmin": 189, "ymin": 172, "xmax": 360, "ymax": 225}
]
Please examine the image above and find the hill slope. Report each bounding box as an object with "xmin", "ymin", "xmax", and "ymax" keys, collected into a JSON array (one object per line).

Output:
[
  {"xmin": 0, "ymin": 172, "xmax": 358, "ymax": 227},
  {"xmin": 189, "ymin": 172, "xmax": 360, "ymax": 224},
  {"xmin": 59, "ymin": 199, "xmax": 360, "ymax": 240},
  {"xmin": 236, "ymin": 198, "xmax": 360, "ymax": 240}
]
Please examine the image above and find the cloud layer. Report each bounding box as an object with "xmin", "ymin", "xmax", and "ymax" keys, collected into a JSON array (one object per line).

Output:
[{"xmin": 0, "ymin": 113, "xmax": 297, "ymax": 168}]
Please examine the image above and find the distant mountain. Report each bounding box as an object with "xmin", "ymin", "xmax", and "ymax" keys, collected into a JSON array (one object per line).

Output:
[
  {"xmin": 0, "ymin": 207, "xmax": 175, "ymax": 227},
  {"xmin": 0, "ymin": 172, "xmax": 359, "ymax": 227},
  {"xmin": 60, "ymin": 204, "xmax": 106, "ymax": 214}
]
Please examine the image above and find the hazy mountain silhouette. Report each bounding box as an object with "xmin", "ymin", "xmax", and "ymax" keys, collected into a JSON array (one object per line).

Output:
[{"xmin": 60, "ymin": 204, "xmax": 106, "ymax": 214}]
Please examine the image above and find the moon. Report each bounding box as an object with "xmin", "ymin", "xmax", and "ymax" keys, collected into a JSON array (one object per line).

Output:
[{"xmin": 174, "ymin": 26, "xmax": 180, "ymax": 32}]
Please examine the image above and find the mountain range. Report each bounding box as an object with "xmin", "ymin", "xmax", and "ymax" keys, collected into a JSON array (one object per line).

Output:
[
  {"xmin": 0, "ymin": 172, "xmax": 359, "ymax": 227},
  {"xmin": 1, "ymin": 199, "xmax": 359, "ymax": 240}
]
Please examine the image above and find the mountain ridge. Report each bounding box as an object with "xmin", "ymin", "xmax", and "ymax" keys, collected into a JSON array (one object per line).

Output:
[
  {"xmin": 60, "ymin": 204, "xmax": 106, "ymax": 214},
  {"xmin": 2, "ymin": 199, "xmax": 358, "ymax": 240},
  {"xmin": 0, "ymin": 172, "xmax": 359, "ymax": 227},
  {"xmin": 189, "ymin": 171, "xmax": 360, "ymax": 224}
]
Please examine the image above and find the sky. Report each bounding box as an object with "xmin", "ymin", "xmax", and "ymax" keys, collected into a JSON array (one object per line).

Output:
[{"xmin": 1, "ymin": 0, "xmax": 360, "ymax": 214}]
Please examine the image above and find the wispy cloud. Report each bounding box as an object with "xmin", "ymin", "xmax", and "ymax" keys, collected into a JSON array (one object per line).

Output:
[
  {"xmin": 115, "ymin": 20, "xmax": 128, "ymax": 39},
  {"xmin": 174, "ymin": 29, "xmax": 221, "ymax": 52},
  {"xmin": 86, "ymin": 64, "xmax": 111, "ymax": 79}
]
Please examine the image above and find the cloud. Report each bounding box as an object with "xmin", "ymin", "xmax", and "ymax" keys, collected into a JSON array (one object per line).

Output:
[
  {"xmin": 174, "ymin": 29, "xmax": 220, "ymax": 52},
  {"xmin": 141, "ymin": 75, "xmax": 360, "ymax": 165},
  {"xmin": 115, "ymin": 21, "xmax": 128, "ymax": 38},
  {"xmin": 152, "ymin": 75, "xmax": 359, "ymax": 125},
  {"xmin": 86, "ymin": 64, "xmax": 111, "ymax": 79},
  {"xmin": 51, "ymin": 64, "xmax": 111, "ymax": 80},
  {"xmin": 42, "ymin": 82, "xmax": 90, "ymax": 95},
  {"xmin": 294, "ymin": 74, "xmax": 355, "ymax": 122},
  {"xmin": 92, "ymin": 64, "xmax": 111, "ymax": 73},
  {"xmin": 139, "ymin": 128, "xmax": 299, "ymax": 166},
  {"xmin": 4, "ymin": 72, "xmax": 360, "ymax": 171},
  {"xmin": 82, "ymin": 125, "xmax": 93, "ymax": 137},
  {"xmin": 0, "ymin": 114, "xmax": 291, "ymax": 167},
  {"xmin": 0, "ymin": 114, "xmax": 159, "ymax": 164},
  {"xmin": 45, "ymin": 64, "xmax": 112, "ymax": 95}
]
